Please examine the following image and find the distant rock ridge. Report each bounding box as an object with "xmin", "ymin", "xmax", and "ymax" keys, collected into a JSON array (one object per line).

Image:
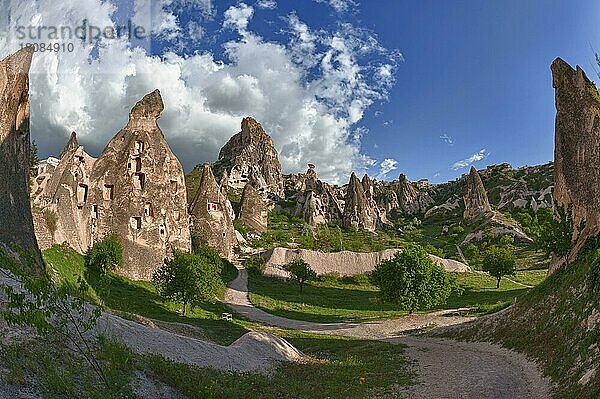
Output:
[
  {"xmin": 463, "ymin": 166, "xmax": 492, "ymax": 220},
  {"xmin": 216, "ymin": 117, "xmax": 284, "ymax": 198},
  {"xmin": 550, "ymin": 58, "xmax": 600, "ymax": 272},
  {"xmin": 0, "ymin": 47, "xmax": 43, "ymax": 271},
  {"xmin": 396, "ymin": 173, "xmax": 434, "ymax": 215}
]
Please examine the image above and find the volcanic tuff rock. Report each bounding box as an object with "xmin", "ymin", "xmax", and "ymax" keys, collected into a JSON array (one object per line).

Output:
[
  {"xmin": 31, "ymin": 132, "xmax": 97, "ymax": 252},
  {"xmin": 342, "ymin": 172, "xmax": 376, "ymax": 231},
  {"xmin": 239, "ymin": 178, "xmax": 269, "ymax": 233},
  {"xmin": 189, "ymin": 164, "xmax": 237, "ymax": 259},
  {"xmin": 550, "ymin": 58, "xmax": 600, "ymax": 271},
  {"xmin": 463, "ymin": 166, "xmax": 492, "ymax": 220},
  {"xmin": 87, "ymin": 90, "xmax": 191, "ymax": 280},
  {"xmin": 361, "ymin": 174, "xmax": 391, "ymax": 227},
  {"xmin": 0, "ymin": 48, "xmax": 43, "ymax": 271},
  {"xmin": 294, "ymin": 164, "xmax": 343, "ymax": 228},
  {"xmin": 395, "ymin": 174, "xmax": 434, "ymax": 215},
  {"xmin": 215, "ymin": 117, "xmax": 284, "ymax": 198}
]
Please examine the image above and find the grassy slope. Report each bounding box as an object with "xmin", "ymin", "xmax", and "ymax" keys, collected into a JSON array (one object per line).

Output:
[
  {"xmin": 446, "ymin": 245, "xmax": 600, "ymax": 398},
  {"xmin": 248, "ymin": 271, "xmax": 547, "ymax": 323},
  {"xmin": 43, "ymin": 245, "xmax": 248, "ymax": 345}
]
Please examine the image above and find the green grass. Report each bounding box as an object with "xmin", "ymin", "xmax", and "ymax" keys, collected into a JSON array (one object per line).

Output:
[
  {"xmin": 42, "ymin": 245, "xmax": 247, "ymax": 345},
  {"xmin": 140, "ymin": 329, "xmax": 414, "ymax": 399},
  {"xmin": 249, "ymin": 270, "xmax": 548, "ymax": 322}
]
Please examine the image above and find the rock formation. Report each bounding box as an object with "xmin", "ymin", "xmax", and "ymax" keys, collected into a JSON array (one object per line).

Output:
[
  {"xmin": 342, "ymin": 172, "xmax": 376, "ymax": 231},
  {"xmin": 87, "ymin": 90, "xmax": 191, "ymax": 279},
  {"xmin": 550, "ymin": 58, "xmax": 600, "ymax": 270},
  {"xmin": 215, "ymin": 117, "xmax": 284, "ymax": 198},
  {"xmin": 239, "ymin": 179, "xmax": 269, "ymax": 233},
  {"xmin": 463, "ymin": 166, "xmax": 492, "ymax": 219},
  {"xmin": 361, "ymin": 174, "xmax": 391, "ymax": 228},
  {"xmin": 31, "ymin": 132, "xmax": 97, "ymax": 252},
  {"xmin": 189, "ymin": 164, "xmax": 237, "ymax": 259},
  {"xmin": 396, "ymin": 174, "xmax": 434, "ymax": 215},
  {"xmin": 293, "ymin": 164, "xmax": 343, "ymax": 228},
  {"xmin": 0, "ymin": 47, "xmax": 43, "ymax": 271}
]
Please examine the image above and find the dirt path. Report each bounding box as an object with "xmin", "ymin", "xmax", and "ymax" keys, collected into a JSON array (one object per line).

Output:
[{"xmin": 225, "ymin": 263, "xmax": 551, "ymax": 398}]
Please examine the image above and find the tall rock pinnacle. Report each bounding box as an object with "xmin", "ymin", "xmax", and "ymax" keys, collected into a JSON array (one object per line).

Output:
[
  {"xmin": 343, "ymin": 172, "xmax": 376, "ymax": 231},
  {"xmin": 463, "ymin": 166, "xmax": 492, "ymax": 220}
]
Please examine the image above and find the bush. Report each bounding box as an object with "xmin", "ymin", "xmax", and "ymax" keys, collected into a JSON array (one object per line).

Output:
[
  {"xmin": 245, "ymin": 254, "xmax": 266, "ymax": 275},
  {"xmin": 153, "ymin": 250, "xmax": 224, "ymax": 316},
  {"xmin": 85, "ymin": 234, "xmax": 123, "ymax": 276},
  {"xmin": 284, "ymin": 258, "xmax": 317, "ymax": 293},
  {"xmin": 370, "ymin": 244, "xmax": 457, "ymax": 313},
  {"xmin": 482, "ymin": 245, "xmax": 516, "ymax": 288}
]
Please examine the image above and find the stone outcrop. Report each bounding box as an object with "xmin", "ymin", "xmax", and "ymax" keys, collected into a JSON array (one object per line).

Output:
[
  {"xmin": 361, "ymin": 174, "xmax": 391, "ymax": 228},
  {"xmin": 87, "ymin": 90, "xmax": 191, "ymax": 279},
  {"xmin": 189, "ymin": 164, "xmax": 237, "ymax": 259},
  {"xmin": 342, "ymin": 172, "xmax": 376, "ymax": 231},
  {"xmin": 294, "ymin": 164, "xmax": 343, "ymax": 228},
  {"xmin": 550, "ymin": 58, "xmax": 600, "ymax": 271},
  {"xmin": 31, "ymin": 132, "xmax": 97, "ymax": 252},
  {"xmin": 239, "ymin": 179, "xmax": 269, "ymax": 233},
  {"xmin": 215, "ymin": 117, "xmax": 284, "ymax": 198},
  {"xmin": 263, "ymin": 247, "xmax": 470, "ymax": 278},
  {"xmin": 463, "ymin": 166, "xmax": 492, "ymax": 219},
  {"xmin": 396, "ymin": 174, "xmax": 434, "ymax": 215},
  {"xmin": 0, "ymin": 48, "xmax": 43, "ymax": 271}
]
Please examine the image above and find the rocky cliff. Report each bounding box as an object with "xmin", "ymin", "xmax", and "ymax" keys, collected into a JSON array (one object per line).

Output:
[
  {"xmin": 293, "ymin": 164, "xmax": 343, "ymax": 228},
  {"xmin": 342, "ymin": 172, "xmax": 376, "ymax": 231},
  {"xmin": 239, "ymin": 179, "xmax": 269, "ymax": 233},
  {"xmin": 189, "ymin": 164, "xmax": 237, "ymax": 259},
  {"xmin": 0, "ymin": 48, "xmax": 43, "ymax": 271},
  {"xmin": 550, "ymin": 58, "xmax": 600, "ymax": 270},
  {"xmin": 463, "ymin": 166, "xmax": 492, "ymax": 220},
  {"xmin": 215, "ymin": 117, "xmax": 284, "ymax": 198},
  {"xmin": 88, "ymin": 90, "xmax": 191, "ymax": 280},
  {"xmin": 396, "ymin": 174, "xmax": 434, "ymax": 215}
]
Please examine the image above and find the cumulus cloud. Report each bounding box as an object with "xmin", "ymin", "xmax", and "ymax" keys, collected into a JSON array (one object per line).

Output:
[
  {"xmin": 0, "ymin": 0, "xmax": 398, "ymax": 184},
  {"xmin": 256, "ymin": 0, "xmax": 277, "ymax": 10},
  {"xmin": 451, "ymin": 149, "xmax": 488, "ymax": 170},
  {"xmin": 440, "ymin": 133, "xmax": 454, "ymax": 145},
  {"xmin": 315, "ymin": 0, "xmax": 359, "ymax": 13},
  {"xmin": 376, "ymin": 158, "xmax": 398, "ymax": 180}
]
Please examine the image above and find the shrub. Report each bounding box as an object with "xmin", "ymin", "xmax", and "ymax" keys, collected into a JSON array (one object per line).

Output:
[
  {"xmin": 245, "ymin": 254, "xmax": 266, "ymax": 275},
  {"xmin": 85, "ymin": 234, "xmax": 123, "ymax": 276},
  {"xmin": 482, "ymin": 245, "xmax": 516, "ymax": 288},
  {"xmin": 153, "ymin": 250, "xmax": 224, "ymax": 316},
  {"xmin": 284, "ymin": 258, "xmax": 317, "ymax": 293},
  {"xmin": 370, "ymin": 244, "xmax": 457, "ymax": 313},
  {"xmin": 499, "ymin": 235, "xmax": 515, "ymax": 248}
]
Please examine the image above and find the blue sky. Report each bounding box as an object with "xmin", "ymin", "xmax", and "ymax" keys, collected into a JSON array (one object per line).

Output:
[{"xmin": 3, "ymin": 0, "xmax": 599, "ymax": 184}]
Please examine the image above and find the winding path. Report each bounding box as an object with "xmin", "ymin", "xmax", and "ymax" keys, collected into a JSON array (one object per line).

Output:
[{"xmin": 224, "ymin": 263, "xmax": 551, "ymax": 398}]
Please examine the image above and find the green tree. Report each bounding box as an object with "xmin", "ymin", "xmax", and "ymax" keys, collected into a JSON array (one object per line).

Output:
[
  {"xmin": 153, "ymin": 250, "xmax": 224, "ymax": 316},
  {"xmin": 370, "ymin": 244, "xmax": 458, "ymax": 313},
  {"xmin": 463, "ymin": 243, "xmax": 480, "ymax": 262},
  {"xmin": 85, "ymin": 234, "xmax": 123, "ymax": 276},
  {"xmin": 245, "ymin": 254, "xmax": 266, "ymax": 275},
  {"xmin": 284, "ymin": 258, "xmax": 317, "ymax": 293},
  {"xmin": 499, "ymin": 235, "xmax": 515, "ymax": 248},
  {"xmin": 536, "ymin": 204, "xmax": 581, "ymax": 264},
  {"xmin": 482, "ymin": 246, "xmax": 516, "ymax": 288}
]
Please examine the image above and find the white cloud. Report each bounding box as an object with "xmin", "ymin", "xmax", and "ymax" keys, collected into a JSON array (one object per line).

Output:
[
  {"xmin": 0, "ymin": 0, "xmax": 397, "ymax": 185},
  {"xmin": 315, "ymin": 0, "xmax": 359, "ymax": 13},
  {"xmin": 256, "ymin": 0, "xmax": 277, "ymax": 10},
  {"xmin": 223, "ymin": 3, "xmax": 254, "ymax": 35},
  {"xmin": 451, "ymin": 149, "xmax": 488, "ymax": 170},
  {"xmin": 440, "ymin": 133, "xmax": 454, "ymax": 145},
  {"xmin": 376, "ymin": 158, "xmax": 398, "ymax": 180}
]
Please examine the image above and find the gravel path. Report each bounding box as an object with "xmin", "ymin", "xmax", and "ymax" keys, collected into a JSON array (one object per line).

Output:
[{"xmin": 225, "ymin": 263, "xmax": 551, "ymax": 398}]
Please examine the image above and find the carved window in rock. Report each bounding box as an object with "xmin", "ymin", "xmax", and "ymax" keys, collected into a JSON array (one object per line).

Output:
[
  {"xmin": 131, "ymin": 217, "xmax": 142, "ymax": 230},
  {"xmin": 170, "ymin": 180, "xmax": 178, "ymax": 194},
  {"xmin": 103, "ymin": 185, "xmax": 114, "ymax": 200},
  {"xmin": 134, "ymin": 157, "xmax": 142, "ymax": 172},
  {"xmin": 77, "ymin": 184, "xmax": 88, "ymax": 205},
  {"xmin": 207, "ymin": 202, "xmax": 222, "ymax": 212},
  {"xmin": 134, "ymin": 173, "xmax": 146, "ymax": 190},
  {"xmin": 159, "ymin": 224, "xmax": 166, "ymax": 240},
  {"xmin": 173, "ymin": 210, "xmax": 181, "ymax": 221},
  {"xmin": 144, "ymin": 203, "xmax": 153, "ymax": 217},
  {"xmin": 91, "ymin": 204, "xmax": 98, "ymax": 219},
  {"xmin": 134, "ymin": 140, "xmax": 145, "ymax": 153}
]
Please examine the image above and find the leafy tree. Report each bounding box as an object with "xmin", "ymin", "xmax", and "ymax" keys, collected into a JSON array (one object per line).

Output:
[
  {"xmin": 463, "ymin": 243, "xmax": 480, "ymax": 262},
  {"xmin": 85, "ymin": 234, "xmax": 123, "ymax": 276},
  {"xmin": 370, "ymin": 244, "xmax": 458, "ymax": 313},
  {"xmin": 499, "ymin": 235, "xmax": 515, "ymax": 248},
  {"xmin": 245, "ymin": 254, "xmax": 266, "ymax": 275},
  {"xmin": 153, "ymin": 250, "xmax": 224, "ymax": 316},
  {"xmin": 482, "ymin": 245, "xmax": 516, "ymax": 288},
  {"xmin": 284, "ymin": 258, "xmax": 317, "ymax": 293},
  {"xmin": 536, "ymin": 203, "xmax": 581, "ymax": 264}
]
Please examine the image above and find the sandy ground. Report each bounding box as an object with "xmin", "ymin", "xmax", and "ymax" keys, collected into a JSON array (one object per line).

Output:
[{"xmin": 225, "ymin": 263, "xmax": 551, "ymax": 399}]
